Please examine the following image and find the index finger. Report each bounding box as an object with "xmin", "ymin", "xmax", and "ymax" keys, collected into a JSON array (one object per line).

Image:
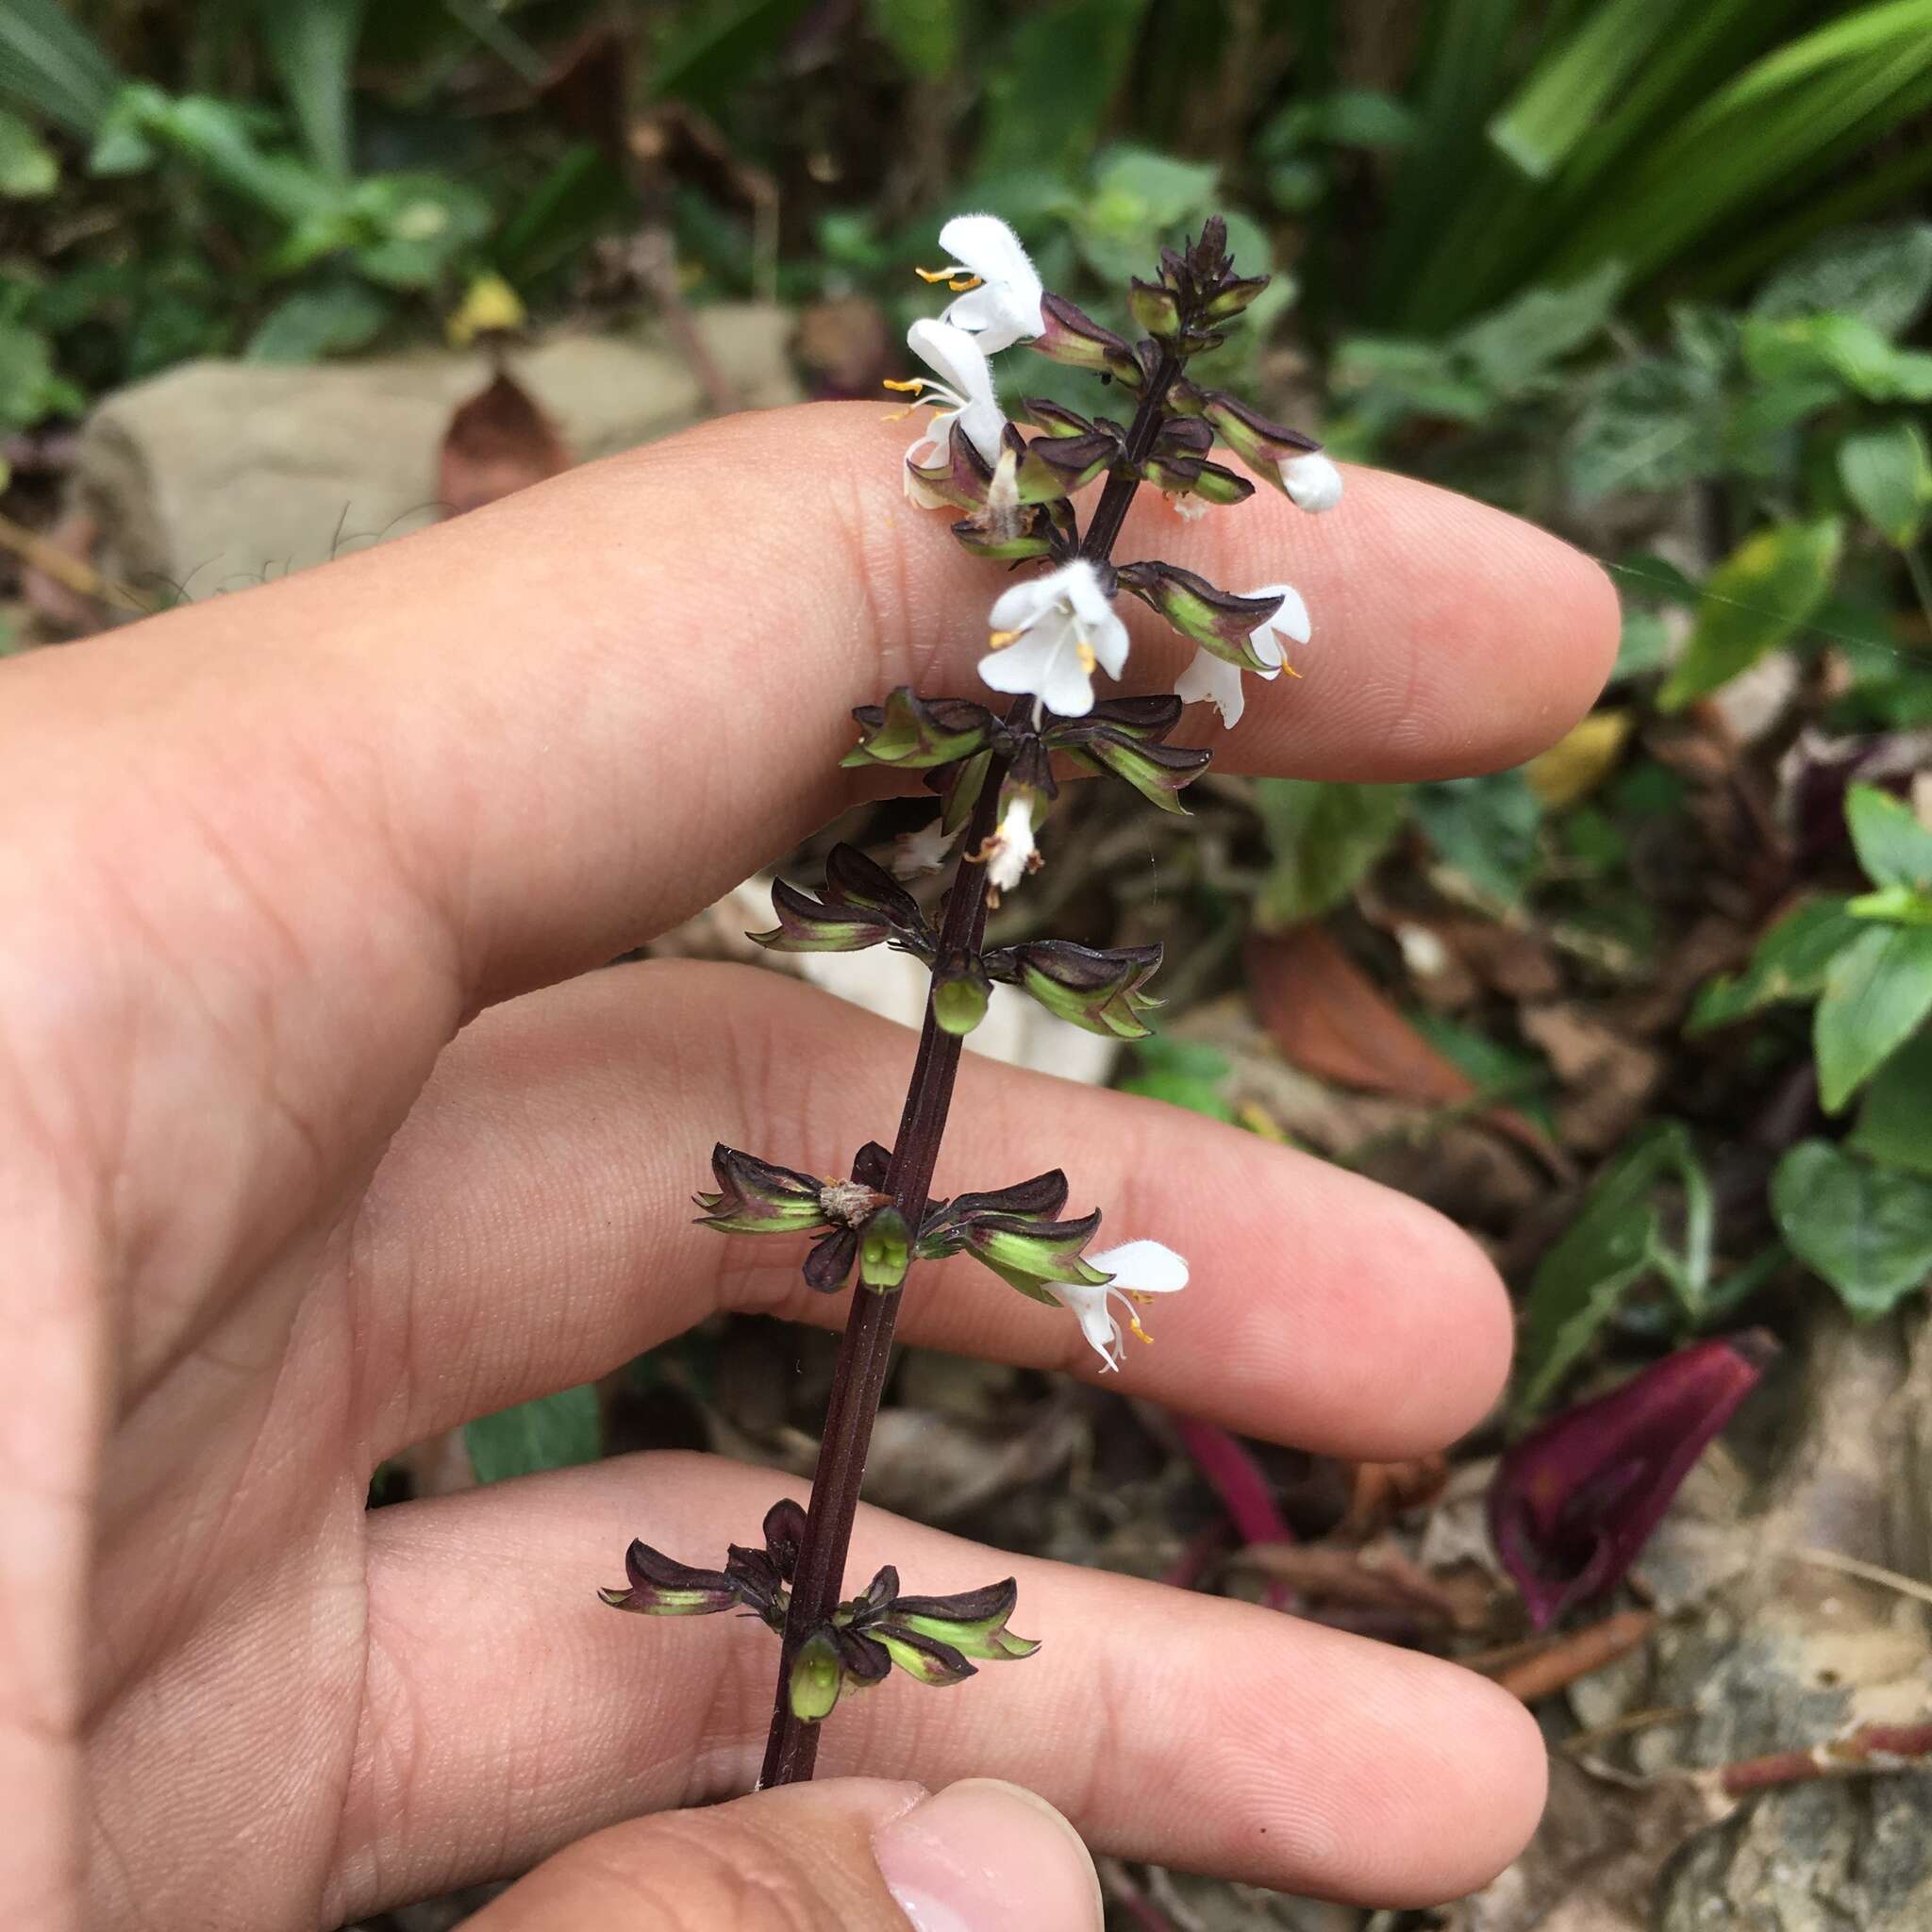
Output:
[{"xmin": 3, "ymin": 403, "xmax": 1617, "ymax": 1016}]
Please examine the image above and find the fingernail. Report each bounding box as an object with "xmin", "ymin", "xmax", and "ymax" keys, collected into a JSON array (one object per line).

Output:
[{"xmin": 874, "ymin": 1778, "xmax": 1101, "ymax": 1932}]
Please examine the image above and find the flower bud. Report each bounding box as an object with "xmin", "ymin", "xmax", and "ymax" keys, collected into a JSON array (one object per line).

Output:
[
  {"xmin": 858, "ymin": 1204, "xmax": 912, "ymax": 1291},
  {"xmin": 1030, "ymin": 291, "xmax": 1141, "ymax": 387},
  {"xmin": 694, "ymin": 1145, "xmax": 831, "ymax": 1234},
  {"xmin": 789, "ymin": 1629, "xmax": 844, "ymax": 1722},
  {"xmin": 598, "ymin": 1539, "xmax": 741, "ymax": 1617},
  {"xmin": 903, "ymin": 417, "xmax": 994, "ymax": 512},
  {"xmin": 1196, "ymin": 389, "xmax": 1323, "ymax": 481},
  {"xmin": 931, "ymin": 950, "xmax": 993, "ymax": 1037},
  {"xmin": 888, "ymin": 1578, "xmax": 1041, "ymax": 1661},
  {"xmin": 1141, "ymin": 451, "xmax": 1254, "ymax": 508},
  {"xmin": 1127, "ymin": 275, "xmax": 1182, "ymax": 341},
  {"xmin": 988, "ymin": 939, "xmax": 1163, "ymax": 1041},
  {"xmin": 948, "ymin": 509, "xmax": 1058, "ymax": 561},
  {"xmin": 843, "ymin": 687, "xmax": 997, "ymax": 771},
  {"xmin": 750, "ymin": 843, "xmax": 936, "ymax": 960},
  {"xmin": 870, "ymin": 1624, "xmax": 977, "ymax": 1686},
  {"xmin": 1116, "ymin": 559, "xmax": 1287, "ymax": 670},
  {"xmin": 1021, "ymin": 396, "xmax": 1098, "ymax": 439},
  {"xmin": 958, "ymin": 1208, "xmax": 1111, "ymax": 1297},
  {"xmin": 1012, "ymin": 429, "xmax": 1120, "ymax": 503},
  {"xmin": 1044, "ymin": 697, "xmax": 1213, "ymax": 815}
]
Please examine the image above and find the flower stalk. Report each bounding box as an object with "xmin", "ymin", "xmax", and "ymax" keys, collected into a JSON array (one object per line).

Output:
[{"xmin": 601, "ymin": 208, "xmax": 1341, "ymax": 1792}]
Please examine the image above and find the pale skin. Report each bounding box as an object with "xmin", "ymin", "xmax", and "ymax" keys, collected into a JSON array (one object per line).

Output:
[{"xmin": 0, "ymin": 404, "xmax": 1619, "ymax": 1931}]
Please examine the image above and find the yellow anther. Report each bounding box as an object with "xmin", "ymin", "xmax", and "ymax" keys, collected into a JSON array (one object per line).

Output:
[
  {"xmin": 881, "ymin": 376, "xmax": 925, "ymax": 393},
  {"xmin": 1126, "ymin": 1313, "xmax": 1155, "ymax": 1346},
  {"xmin": 1280, "ymin": 661, "xmax": 1303, "ymax": 679},
  {"xmin": 913, "ymin": 266, "xmax": 953, "ymax": 283},
  {"xmin": 948, "ymin": 275, "xmax": 983, "ymax": 292},
  {"xmin": 988, "ymin": 627, "xmax": 1023, "ymax": 650},
  {"xmin": 1077, "ymin": 641, "xmax": 1096, "ymax": 673}
]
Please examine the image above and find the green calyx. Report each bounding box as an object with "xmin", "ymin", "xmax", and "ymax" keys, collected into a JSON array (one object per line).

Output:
[
  {"xmin": 789, "ymin": 1633, "xmax": 843, "ymax": 1722},
  {"xmin": 858, "ymin": 1205, "xmax": 912, "ymax": 1291},
  {"xmin": 842, "ymin": 688, "xmax": 996, "ymax": 770}
]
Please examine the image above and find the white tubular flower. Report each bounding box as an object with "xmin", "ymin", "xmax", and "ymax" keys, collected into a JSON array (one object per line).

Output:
[
  {"xmin": 1061, "ymin": 1241, "xmax": 1190, "ymax": 1372},
  {"xmin": 894, "ymin": 318, "xmax": 1006, "ymax": 504},
  {"xmin": 1281, "ymin": 450, "xmax": 1344, "ymax": 513},
  {"xmin": 1174, "ymin": 581, "xmax": 1310, "ymax": 729},
  {"xmin": 978, "ymin": 558, "xmax": 1130, "ymax": 718},
  {"xmin": 892, "ymin": 815, "xmax": 960, "ymax": 880},
  {"xmin": 920, "ymin": 212, "xmax": 1045, "ymax": 355},
  {"xmin": 981, "ymin": 792, "xmax": 1037, "ymax": 896}
]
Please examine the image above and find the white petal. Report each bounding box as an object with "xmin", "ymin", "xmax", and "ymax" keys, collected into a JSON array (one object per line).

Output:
[
  {"xmin": 1089, "ymin": 608, "xmax": 1131, "ymax": 680},
  {"xmin": 936, "ymin": 212, "xmax": 1044, "ymax": 344},
  {"xmin": 984, "ymin": 795, "xmax": 1034, "ymax": 893},
  {"xmin": 1170, "ymin": 491, "xmax": 1212, "ymax": 521},
  {"xmin": 1059, "ymin": 557, "xmax": 1111, "ymax": 628},
  {"xmin": 1280, "ymin": 451, "xmax": 1343, "ymax": 513},
  {"xmin": 1244, "ymin": 581, "xmax": 1311, "ymax": 645},
  {"xmin": 976, "ymin": 627, "xmax": 1061, "ymax": 698},
  {"xmin": 939, "ymin": 212, "xmax": 1037, "ymax": 289},
  {"xmin": 987, "ymin": 573, "xmax": 1059, "ymax": 633},
  {"xmin": 1088, "ymin": 1240, "xmax": 1190, "ymax": 1294},
  {"xmin": 907, "ymin": 318, "xmax": 998, "ymax": 413},
  {"xmin": 1057, "ymin": 1279, "xmax": 1124, "ymax": 1371},
  {"xmin": 893, "ymin": 817, "xmax": 958, "ymax": 878},
  {"xmin": 958, "ymin": 397, "xmax": 1007, "ymax": 465},
  {"xmin": 1040, "ymin": 641, "xmax": 1097, "ymax": 718},
  {"xmin": 1174, "ymin": 646, "xmax": 1246, "ymax": 728}
]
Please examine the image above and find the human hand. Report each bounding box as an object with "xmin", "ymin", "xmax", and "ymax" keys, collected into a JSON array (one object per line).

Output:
[{"xmin": 0, "ymin": 404, "xmax": 1616, "ymax": 1930}]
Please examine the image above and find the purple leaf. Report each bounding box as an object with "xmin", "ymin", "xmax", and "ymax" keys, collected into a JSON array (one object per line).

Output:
[{"xmin": 1491, "ymin": 1332, "xmax": 1774, "ymax": 1629}]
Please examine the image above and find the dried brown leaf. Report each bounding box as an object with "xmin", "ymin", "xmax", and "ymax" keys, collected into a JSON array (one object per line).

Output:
[{"xmin": 438, "ymin": 370, "xmax": 571, "ymax": 519}]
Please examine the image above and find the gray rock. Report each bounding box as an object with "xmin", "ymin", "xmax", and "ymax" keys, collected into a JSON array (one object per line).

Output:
[{"xmin": 73, "ymin": 305, "xmax": 799, "ymax": 602}]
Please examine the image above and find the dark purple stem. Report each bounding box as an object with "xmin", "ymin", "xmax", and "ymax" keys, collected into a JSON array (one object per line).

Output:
[{"xmin": 758, "ymin": 335, "xmax": 1188, "ymax": 1790}]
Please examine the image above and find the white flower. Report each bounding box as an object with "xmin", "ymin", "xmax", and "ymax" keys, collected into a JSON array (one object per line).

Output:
[
  {"xmin": 980, "ymin": 793, "xmax": 1036, "ymax": 896},
  {"xmin": 1168, "ymin": 491, "xmax": 1213, "ymax": 522},
  {"xmin": 978, "ymin": 558, "xmax": 1130, "ymax": 719},
  {"xmin": 893, "ymin": 815, "xmax": 960, "ymax": 880},
  {"xmin": 1280, "ymin": 450, "xmax": 1343, "ymax": 513},
  {"xmin": 895, "ymin": 319, "xmax": 1006, "ymax": 504},
  {"xmin": 920, "ymin": 212, "xmax": 1044, "ymax": 355},
  {"xmin": 1173, "ymin": 581, "xmax": 1309, "ymax": 729},
  {"xmin": 1060, "ymin": 1241, "xmax": 1190, "ymax": 1372}
]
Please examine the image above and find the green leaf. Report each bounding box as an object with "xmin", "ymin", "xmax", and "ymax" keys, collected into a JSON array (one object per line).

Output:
[
  {"xmin": 348, "ymin": 172, "xmax": 491, "ymax": 289},
  {"xmin": 1744, "ymin": 312, "xmax": 1932, "ymax": 404},
  {"xmin": 245, "ymin": 278, "xmax": 391, "ymax": 362},
  {"xmin": 1516, "ymin": 1123, "xmax": 1706, "ymax": 1415},
  {"xmin": 1848, "ymin": 1030, "xmax": 1932, "ymax": 1175},
  {"xmin": 1568, "ymin": 356, "xmax": 1724, "ymax": 501},
  {"xmin": 1846, "ymin": 783, "xmax": 1932, "ymax": 893},
  {"xmin": 1754, "ymin": 222, "xmax": 1932, "ymax": 338},
  {"xmin": 1116, "ymin": 1039, "xmax": 1235, "ymax": 1122},
  {"xmin": 1453, "ymin": 262, "xmax": 1624, "ymax": 395},
  {"xmin": 868, "ymin": 0, "xmax": 960, "ymax": 77},
  {"xmin": 979, "ymin": 0, "xmax": 1152, "ymax": 178},
  {"xmin": 1814, "ymin": 923, "xmax": 1932, "ymax": 1112},
  {"xmin": 1657, "ymin": 517, "xmax": 1842, "ymax": 710},
  {"xmin": 1772, "ymin": 1139, "xmax": 1932, "ymax": 1319},
  {"xmin": 650, "ymin": 0, "xmax": 815, "ymax": 112},
  {"xmin": 1073, "ymin": 143, "xmax": 1222, "ymax": 285},
  {"xmin": 464, "ymin": 1384, "xmax": 601, "ymax": 1484},
  {"xmin": 1411, "ymin": 770, "xmax": 1542, "ymax": 905},
  {"xmin": 1253, "ymin": 780, "xmax": 1410, "ymax": 929},
  {"xmin": 0, "ymin": 107, "xmax": 56, "ymax": 196},
  {"xmin": 1485, "ymin": 0, "xmax": 1683, "ymax": 179},
  {"xmin": 0, "ymin": 0, "xmax": 122, "ymax": 139},
  {"xmin": 1687, "ymin": 895, "xmax": 1866, "ymax": 1033},
  {"xmin": 1838, "ymin": 421, "xmax": 1932, "ymax": 547},
  {"xmin": 257, "ymin": 0, "xmax": 363, "ymax": 180}
]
